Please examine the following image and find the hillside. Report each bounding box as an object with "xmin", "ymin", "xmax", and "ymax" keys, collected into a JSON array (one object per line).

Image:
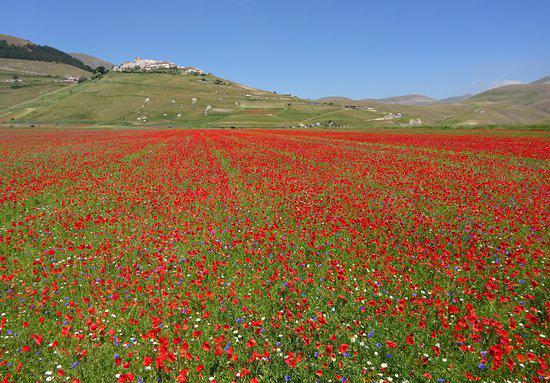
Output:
[
  {"xmin": 376, "ymin": 94, "xmax": 435, "ymax": 105},
  {"xmin": 0, "ymin": 58, "xmax": 91, "ymax": 77},
  {"xmin": 0, "ymin": 34, "xmax": 32, "ymax": 46},
  {"xmin": 531, "ymin": 76, "xmax": 550, "ymax": 85},
  {"xmin": 69, "ymin": 52, "xmax": 114, "ymax": 69},
  {"xmin": 318, "ymin": 78, "xmax": 550, "ymax": 126},
  {"xmin": 438, "ymin": 94, "xmax": 472, "ymax": 103},
  {"xmin": 321, "ymin": 94, "xmax": 437, "ymax": 106},
  {"xmin": 2, "ymin": 71, "xmax": 378, "ymax": 127},
  {"xmin": 1, "ymin": 37, "xmax": 548, "ymax": 128},
  {"xmin": 0, "ymin": 34, "xmax": 93, "ymax": 72},
  {"xmin": 0, "ymin": 34, "xmax": 95, "ymax": 112},
  {"xmin": 467, "ymin": 83, "xmax": 550, "ymax": 114},
  {"xmin": 4, "ymin": 69, "xmax": 548, "ymax": 127},
  {"xmin": 0, "ymin": 58, "xmax": 93, "ymax": 111},
  {"xmin": 317, "ymin": 85, "xmax": 550, "ymax": 126},
  {"xmin": 317, "ymin": 96, "xmax": 356, "ymax": 105}
]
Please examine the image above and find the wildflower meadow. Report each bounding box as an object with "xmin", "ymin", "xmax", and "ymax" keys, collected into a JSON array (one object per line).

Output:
[{"xmin": 0, "ymin": 128, "xmax": 548, "ymax": 383}]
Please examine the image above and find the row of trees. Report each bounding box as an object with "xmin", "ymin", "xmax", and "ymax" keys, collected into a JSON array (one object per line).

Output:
[{"xmin": 0, "ymin": 40, "xmax": 94, "ymax": 72}]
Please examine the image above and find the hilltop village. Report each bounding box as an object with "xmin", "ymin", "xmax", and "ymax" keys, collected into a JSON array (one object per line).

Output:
[{"xmin": 112, "ymin": 57, "xmax": 205, "ymax": 74}]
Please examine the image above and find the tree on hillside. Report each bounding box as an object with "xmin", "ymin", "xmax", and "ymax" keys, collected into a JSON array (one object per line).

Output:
[{"xmin": 95, "ymin": 66, "xmax": 107, "ymax": 75}]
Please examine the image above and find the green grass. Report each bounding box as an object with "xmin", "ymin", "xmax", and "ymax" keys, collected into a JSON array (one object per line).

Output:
[
  {"xmin": 0, "ymin": 59, "xmax": 92, "ymax": 116},
  {"xmin": 0, "ymin": 58, "xmax": 91, "ymax": 77},
  {"xmin": 1, "ymin": 65, "xmax": 549, "ymax": 128},
  {"xmin": 2, "ymin": 72, "xmax": 358, "ymax": 127}
]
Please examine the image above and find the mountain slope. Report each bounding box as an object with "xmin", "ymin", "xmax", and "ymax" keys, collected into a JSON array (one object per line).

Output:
[
  {"xmin": 438, "ymin": 94, "xmax": 472, "ymax": 103},
  {"xmin": 316, "ymin": 85, "xmax": 549, "ymax": 126},
  {"xmin": 0, "ymin": 34, "xmax": 32, "ymax": 46},
  {"xmin": 4, "ymin": 67, "xmax": 418, "ymax": 127},
  {"xmin": 467, "ymin": 83, "xmax": 550, "ymax": 114},
  {"xmin": 375, "ymin": 94, "xmax": 435, "ymax": 105},
  {"xmin": 4, "ymin": 70, "xmax": 548, "ymax": 127},
  {"xmin": 317, "ymin": 96, "xmax": 357, "ymax": 105},
  {"xmin": 531, "ymin": 76, "xmax": 550, "ymax": 85},
  {"xmin": 0, "ymin": 34, "xmax": 93, "ymax": 72},
  {"xmin": 0, "ymin": 34, "xmax": 96, "ymax": 112},
  {"xmin": 1, "ymin": 35, "xmax": 548, "ymax": 128},
  {"xmin": 69, "ymin": 53, "xmax": 114, "ymax": 69},
  {"xmin": 316, "ymin": 78, "xmax": 550, "ymax": 126},
  {"xmin": 0, "ymin": 59, "xmax": 91, "ymax": 111},
  {"xmin": 0, "ymin": 58, "xmax": 91, "ymax": 77},
  {"xmin": 0, "ymin": 71, "xmax": 347, "ymax": 126}
]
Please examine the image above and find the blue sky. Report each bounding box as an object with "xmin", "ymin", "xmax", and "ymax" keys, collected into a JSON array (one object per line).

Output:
[{"xmin": 3, "ymin": 0, "xmax": 549, "ymax": 99}]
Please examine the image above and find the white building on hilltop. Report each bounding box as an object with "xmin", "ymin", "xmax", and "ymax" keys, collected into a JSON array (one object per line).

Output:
[{"xmin": 112, "ymin": 57, "xmax": 205, "ymax": 74}]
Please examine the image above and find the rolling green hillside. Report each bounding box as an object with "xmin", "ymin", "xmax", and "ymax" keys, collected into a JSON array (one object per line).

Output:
[
  {"xmin": 0, "ymin": 58, "xmax": 91, "ymax": 77},
  {"xmin": 376, "ymin": 94, "xmax": 435, "ymax": 105},
  {"xmin": 0, "ymin": 34, "xmax": 97, "ymax": 112},
  {"xmin": 4, "ymin": 70, "xmax": 549, "ymax": 127},
  {"xmin": 2, "ymin": 56, "xmax": 548, "ymax": 127},
  {"xmin": 319, "ymin": 82, "xmax": 550, "ymax": 126},
  {"xmin": 1, "ymin": 71, "xmax": 385, "ymax": 127},
  {"xmin": 0, "ymin": 71, "xmax": 67, "ymax": 111},
  {"xmin": 0, "ymin": 58, "xmax": 92, "ymax": 111},
  {"xmin": 467, "ymin": 83, "xmax": 550, "ymax": 113}
]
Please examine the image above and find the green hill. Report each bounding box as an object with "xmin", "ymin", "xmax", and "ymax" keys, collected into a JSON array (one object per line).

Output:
[
  {"xmin": 376, "ymin": 94, "xmax": 436, "ymax": 105},
  {"xmin": 318, "ymin": 83, "xmax": 550, "ymax": 126},
  {"xmin": 1, "ymin": 71, "xmax": 384, "ymax": 127},
  {"xmin": 1, "ymin": 44, "xmax": 548, "ymax": 128},
  {"xmin": 4, "ymin": 70, "xmax": 549, "ymax": 127},
  {"xmin": 0, "ymin": 34, "xmax": 93, "ymax": 72},
  {"xmin": 438, "ymin": 94, "xmax": 472, "ymax": 103},
  {"xmin": 0, "ymin": 58, "xmax": 92, "ymax": 112},
  {"xmin": 467, "ymin": 83, "xmax": 550, "ymax": 113},
  {"xmin": 0, "ymin": 35, "xmax": 96, "ymax": 113},
  {"xmin": 0, "ymin": 58, "xmax": 91, "ymax": 77}
]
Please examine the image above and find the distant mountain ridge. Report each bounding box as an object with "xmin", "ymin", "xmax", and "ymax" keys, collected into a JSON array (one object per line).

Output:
[
  {"xmin": 68, "ymin": 52, "xmax": 114, "ymax": 70},
  {"xmin": 320, "ymin": 93, "xmax": 472, "ymax": 106},
  {"xmin": 531, "ymin": 76, "xmax": 550, "ymax": 85},
  {"xmin": 438, "ymin": 94, "xmax": 472, "ymax": 103},
  {"xmin": 319, "ymin": 75, "xmax": 549, "ymax": 107},
  {"xmin": 468, "ymin": 82, "xmax": 550, "ymax": 114},
  {"xmin": 324, "ymin": 94, "xmax": 476, "ymax": 106},
  {"xmin": 376, "ymin": 94, "xmax": 435, "ymax": 105},
  {"xmin": 316, "ymin": 77, "xmax": 549, "ymax": 126}
]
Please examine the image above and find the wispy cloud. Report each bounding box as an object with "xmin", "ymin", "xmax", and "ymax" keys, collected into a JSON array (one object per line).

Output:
[
  {"xmin": 489, "ymin": 79, "xmax": 523, "ymax": 88},
  {"xmin": 470, "ymin": 79, "xmax": 524, "ymax": 94}
]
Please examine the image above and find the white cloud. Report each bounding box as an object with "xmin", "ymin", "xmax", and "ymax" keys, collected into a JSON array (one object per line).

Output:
[
  {"xmin": 469, "ymin": 79, "xmax": 525, "ymax": 95},
  {"xmin": 489, "ymin": 79, "xmax": 523, "ymax": 88}
]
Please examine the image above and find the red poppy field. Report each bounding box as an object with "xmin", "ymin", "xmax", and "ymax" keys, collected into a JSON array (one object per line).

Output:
[{"xmin": 0, "ymin": 128, "xmax": 548, "ymax": 383}]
